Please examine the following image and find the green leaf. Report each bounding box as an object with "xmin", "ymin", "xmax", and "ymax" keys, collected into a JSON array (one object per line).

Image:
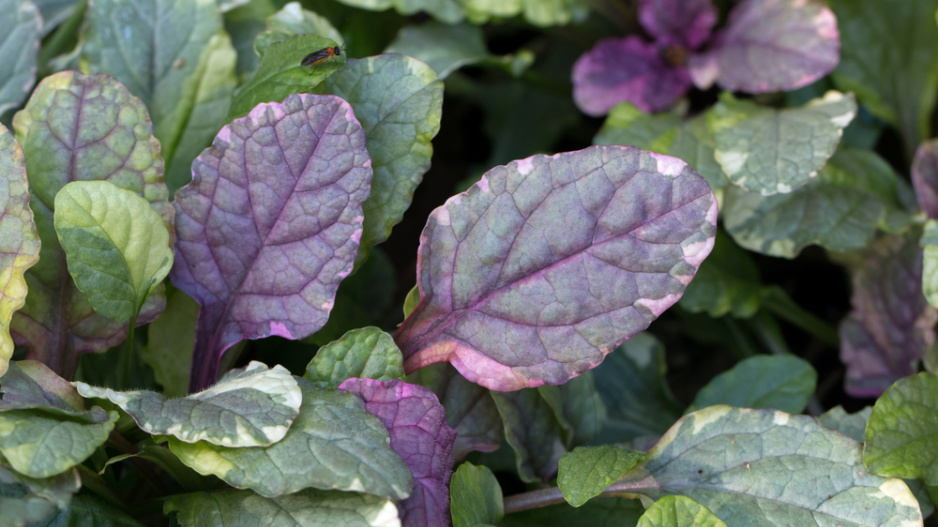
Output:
[
  {"xmin": 165, "ymin": 488, "xmax": 400, "ymax": 527},
  {"xmin": 554, "ymin": 372, "xmax": 607, "ymax": 447},
  {"xmin": 707, "ymin": 91, "xmax": 856, "ymax": 195},
  {"xmin": 637, "ymin": 495, "xmax": 726, "ymax": 527},
  {"xmin": 254, "ymin": 1, "xmax": 343, "ymax": 57},
  {"xmin": 53, "ymin": 181, "xmax": 173, "ymax": 323},
  {"xmin": 830, "ymin": 0, "xmax": 938, "ymax": 158},
  {"xmin": 74, "ymin": 361, "xmax": 301, "ymax": 447},
  {"xmin": 501, "ymin": 498, "xmax": 644, "ymax": 527},
  {"xmin": 922, "ymin": 219, "xmax": 938, "ymax": 308},
  {"xmin": 687, "ymin": 355, "xmax": 817, "ymax": 414},
  {"xmin": 818, "ymin": 405, "xmax": 871, "ymax": 443},
  {"xmin": 385, "ymin": 22, "xmax": 488, "ymax": 79},
  {"xmin": 141, "ymin": 290, "xmax": 197, "ymax": 397},
  {"xmin": 450, "ymin": 462, "xmax": 503, "ymax": 527},
  {"xmin": 615, "ymin": 406, "xmax": 922, "ymax": 525},
  {"xmin": 462, "ymin": 0, "xmax": 588, "ymax": 26},
  {"xmin": 313, "ymin": 54, "xmax": 443, "ymax": 265},
  {"xmin": 304, "ymin": 327, "xmax": 404, "ymax": 388},
  {"xmin": 723, "ymin": 147, "xmax": 910, "ymax": 258},
  {"xmin": 0, "ymin": 361, "xmax": 95, "ymax": 419},
  {"xmin": 0, "ymin": 0, "xmax": 39, "ymax": 116},
  {"xmin": 332, "ymin": 0, "xmax": 463, "ymax": 24},
  {"xmin": 402, "ymin": 284, "xmax": 420, "ymax": 319},
  {"xmin": 0, "ymin": 461, "xmax": 79, "ymax": 526},
  {"xmin": 0, "ymin": 123, "xmax": 40, "ymax": 378},
  {"xmin": 166, "ymin": 380, "xmax": 412, "ymax": 500},
  {"xmin": 491, "ymin": 388, "xmax": 567, "ymax": 483},
  {"xmin": 865, "ymin": 372, "xmax": 938, "ymax": 485},
  {"xmin": 679, "ymin": 231, "xmax": 762, "ymax": 318},
  {"xmin": 0, "ymin": 408, "xmax": 118, "ymax": 478},
  {"xmin": 40, "ymin": 492, "xmax": 144, "ymax": 526},
  {"xmin": 227, "ymin": 34, "xmax": 345, "ymax": 120},
  {"xmin": 557, "ymin": 445, "xmax": 644, "ymax": 507}
]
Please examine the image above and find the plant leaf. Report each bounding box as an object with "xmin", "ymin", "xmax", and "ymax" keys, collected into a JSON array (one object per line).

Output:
[
  {"xmin": 0, "ymin": 461, "xmax": 79, "ymax": 527},
  {"xmin": 304, "ymin": 327, "xmax": 405, "ymax": 389},
  {"xmin": 818, "ymin": 405, "xmax": 871, "ymax": 442},
  {"xmin": 553, "ymin": 372, "xmax": 607, "ymax": 447},
  {"xmin": 0, "ymin": 0, "xmax": 39, "ymax": 116},
  {"xmin": 572, "ymin": 36, "xmax": 691, "ymax": 116},
  {"xmin": 166, "ymin": 379, "xmax": 412, "ymax": 499},
  {"xmin": 678, "ymin": 231, "xmax": 762, "ymax": 318},
  {"xmin": 637, "ymin": 495, "xmax": 726, "ymax": 527},
  {"xmin": 170, "ymin": 93, "xmax": 372, "ymax": 391},
  {"xmin": 450, "ymin": 462, "xmax": 503, "ymax": 527},
  {"xmin": 313, "ymin": 54, "xmax": 443, "ymax": 266},
  {"xmin": 0, "ymin": 361, "xmax": 95, "ymax": 420},
  {"xmin": 687, "ymin": 355, "xmax": 817, "ymax": 413},
  {"xmin": 74, "ymin": 361, "xmax": 301, "ymax": 447},
  {"xmin": 707, "ymin": 91, "xmax": 855, "ymax": 195},
  {"xmin": 558, "ymin": 445, "xmax": 644, "ymax": 507},
  {"xmin": 913, "ymin": 138, "xmax": 938, "ymax": 219},
  {"xmin": 253, "ymin": 1, "xmax": 343, "ymax": 56},
  {"xmin": 637, "ymin": 0, "xmax": 716, "ymax": 48},
  {"xmin": 141, "ymin": 290, "xmax": 197, "ymax": 397},
  {"xmin": 501, "ymin": 498, "xmax": 644, "ymax": 527},
  {"xmin": 865, "ymin": 372, "xmax": 938, "ymax": 485},
  {"xmin": 164, "ymin": 488, "xmax": 401, "ymax": 527},
  {"xmin": 339, "ymin": 378, "xmax": 457, "ymax": 527},
  {"xmin": 395, "ymin": 145, "xmax": 717, "ymax": 391},
  {"xmin": 0, "ymin": 123, "xmax": 40, "ymax": 378},
  {"xmin": 333, "ymin": 0, "xmax": 462, "ymax": 24},
  {"xmin": 12, "ymin": 71, "xmax": 172, "ymax": 379},
  {"xmin": 53, "ymin": 181, "xmax": 173, "ymax": 323},
  {"xmin": 490, "ymin": 388, "xmax": 567, "ymax": 483},
  {"xmin": 923, "ymin": 219, "xmax": 938, "ymax": 309},
  {"xmin": 687, "ymin": 0, "xmax": 839, "ymax": 94},
  {"xmin": 39, "ymin": 492, "xmax": 145, "ymax": 526},
  {"xmin": 385, "ymin": 22, "xmax": 488, "ymax": 79},
  {"xmin": 839, "ymin": 232, "xmax": 937, "ymax": 397},
  {"xmin": 615, "ymin": 405, "xmax": 922, "ymax": 525}
]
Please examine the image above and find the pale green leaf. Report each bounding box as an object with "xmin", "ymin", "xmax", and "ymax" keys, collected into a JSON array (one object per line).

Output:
[
  {"xmin": 0, "ymin": 461, "xmax": 79, "ymax": 527},
  {"xmin": 818, "ymin": 405, "xmax": 871, "ymax": 443},
  {"xmin": 637, "ymin": 495, "xmax": 727, "ymax": 527},
  {"xmin": 922, "ymin": 219, "xmax": 938, "ymax": 308},
  {"xmin": 0, "ymin": 0, "xmax": 39, "ymax": 116},
  {"xmin": 687, "ymin": 355, "xmax": 817, "ymax": 414},
  {"xmin": 385, "ymin": 22, "xmax": 487, "ymax": 79},
  {"xmin": 402, "ymin": 284, "xmax": 420, "ymax": 319},
  {"xmin": 558, "ymin": 445, "xmax": 644, "ymax": 507},
  {"xmin": 333, "ymin": 0, "xmax": 463, "ymax": 23},
  {"xmin": 450, "ymin": 462, "xmax": 503, "ymax": 527},
  {"xmin": 141, "ymin": 290, "xmax": 197, "ymax": 397},
  {"xmin": 304, "ymin": 327, "xmax": 404, "ymax": 389}
]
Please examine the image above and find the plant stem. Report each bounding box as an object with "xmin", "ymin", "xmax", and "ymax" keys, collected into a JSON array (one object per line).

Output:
[
  {"xmin": 760, "ymin": 286, "xmax": 839, "ymax": 346},
  {"xmin": 503, "ymin": 486, "xmax": 567, "ymax": 514}
]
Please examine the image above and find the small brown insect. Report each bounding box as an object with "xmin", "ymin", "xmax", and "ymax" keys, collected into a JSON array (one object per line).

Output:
[{"xmin": 172, "ymin": 58, "xmax": 185, "ymax": 69}]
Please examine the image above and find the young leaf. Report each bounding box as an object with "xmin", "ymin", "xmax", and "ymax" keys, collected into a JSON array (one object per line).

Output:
[
  {"xmin": 490, "ymin": 388, "xmax": 567, "ymax": 483},
  {"xmin": 450, "ymin": 462, "xmax": 503, "ymax": 527},
  {"xmin": 0, "ymin": 0, "xmax": 39, "ymax": 116},
  {"xmin": 923, "ymin": 220, "xmax": 938, "ymax": 308},
  {"xmin": 0, "ymin": 124, "xmax": 39, "ymax": 378},
  {"xmin": 12, "ymin": 71, "xmax": 172, "ymax": 379},
  {"xmin": 141, "ymin": 290, "xmax": 197, "ymax": 397},
  {"xmin": 304, "ymin": 327, "xmax": 405, "ymax": 389},
  {"xmin": 0, "ymin": 462, "xmax": 79, "ymax": 527},
  {"xmin": 637, "ymin": 0, "xmax": 716, "ymax": 48},
  {"xmin": 74, "ymin": 361, "xmax": 301, "ymax": 447},
  {"xmin": 395, "ymin": 145, "xmax": 717, "ymax": 391},
  {"xmin": 687, "ymin": 0, "xmax": 839, "ymax": 94},
  {"xmin": 707, "ymin": 91, "xmax": 855, "ymax": 195},
  {"xmin": 165, "ymin": 488, "xmax": 401, "ymax": 527},
  {"xmin": 613, "ymin": 406, "xmax": 922, "ymax": 525},
  {"xmin": 913, "ymin": 138, "xmax": 938, "ymax": 219},
  {"xmin": 385, "ymin": 22, "xmax": 488, "ymax": 79},
  {"xmin": 557, "ymin": 445, "xmax": 644, "ymax": 507},
  {"xmin": 170, "ymin": 93, "xmax": 372, "ymax": 391},
  {"xmin": 636, "ymin": 495, "xmax": 726, "ymax": 527},
  {"xmin": 839, "ymin": 233, "xmax": 937, "ymax": 397},
  {"xmin": 313, "ymin": 54, "xmax": 443, "ymax": 266},
  {"xmin": 53, "ymin": 181, "xmax": 173, "ymax": 323},
  {"xmin": 339, "ymin": 378, "xmax": 457, "ymax": 527},
  {"xmin": 166, "ymin": 380, "xmax": 413, "ymax": 500},
  {"xmin": 865, "ymin": 372, "xmax": 938, "ymax": 485},
  {"xmin": 686, "ymin": 354, "xmax": 817, "ymax": 414}
]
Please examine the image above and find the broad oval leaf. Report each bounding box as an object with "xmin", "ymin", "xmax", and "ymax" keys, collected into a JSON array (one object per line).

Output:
[
  {"xmin": 687, "ymin": 0, "xmax": 839, "ymax": 94},
  {"xmin": 613, "ymin": 405, "xmax": 922, "ymax": 525},
  {"xmin": 166, "ymin": 380, "xmax": 412, "ymax": 500},
  {"xmin": 54, "ymin": 181, "xmax": 173, "ymax": 323},
  {"xmin": 339, "ymin": 378, "xmax": 457, "ymax": 527},
  {"xmin": 557, "ymin": 445, "xmax": 644, "ymax": 507},
  {"xmin": 686, "ymin": 354, "xmax": 817, "ymax": 414},
  {"xmin": 637, "ymin": 0, "xmax": 716, "ymax": 49},
  {"xmin": 707, "ymin": 91, "xmax": 855, "ymax": 195},
  {"xmin": 913, "ymin": 138, "xmax": 938, "ymax": 219},
  {"xmin": 12, "ymin": 71, "xmax": 172, "ymax": 379},
  {"xmin": 395, "ymin": 145, "xmax": 717, "ymax": 391},
  {"xmin": 0, "ymin": 124, "xmax": 39, "ymax": 378},
  {"xmin": 450, "ymin": 462, "xmax": 503, "ymax": 527},
  {"xmin": 304, "ymin": 327, "xmax": 405, "ymax": 389},
  {"xmin": 74, "ymin": 361, "xmax": 301, "ymax": 447},
  {"xmin": 313, "ymin": 54, "xmax": 443, "ymax": 266},
  {"xmin": 637, "ymin": 495, "xmax": 726, "ymax": 527},
  {"xmin": 170, "ymin": 93, "xmax": 372, "ymax": 391},
  {"xmin": 0, "ymin": 0, "xmax": 39, "ymax": 116},
  {"xmin": 385, "ymin": 22, "xmax": 488, "ymax": 79}
]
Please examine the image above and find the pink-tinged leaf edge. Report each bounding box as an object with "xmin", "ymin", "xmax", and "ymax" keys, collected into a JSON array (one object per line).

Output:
[
  {"xmin": 171, "ymin": 93, "xmax": 372, "ymax": 392},
  {"xmin": 395, "ymin": 145, "xmax": 718, "ymax": 391}
]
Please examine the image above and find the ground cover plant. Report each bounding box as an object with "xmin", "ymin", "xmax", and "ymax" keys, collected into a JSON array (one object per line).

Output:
[{"xmin": 1, "ymin": 0, "xmax": 938, "ymax": 525}]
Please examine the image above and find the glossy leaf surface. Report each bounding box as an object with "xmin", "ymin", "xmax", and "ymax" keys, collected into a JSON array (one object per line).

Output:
[
  {"xmin": 557, "ymin": 445, "xmax": 644, "ymax": 507},
  {"xmin": 305, "ymin": 327, "xmax": 405, "ymax": 389},
  {"xmin": 450, "ymin": 462, "xmax": 503, "ymax": 527},
  {"xmin": 637, "ymin": 495, "xmax": 726, "ymax": 527}
]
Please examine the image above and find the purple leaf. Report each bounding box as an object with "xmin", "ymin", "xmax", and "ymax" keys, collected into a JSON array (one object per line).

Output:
[
  {"xmin": 170, "ymin": 94, "xmax": 372, "ymax": 392},
  {"xmin": 839, "ymin": 233, "xmax": 938, "ymax": 397},
  {"xmin": 637, "ymin": 0, "xmax": 717, "ymax": 49},
  {"xmin": 338, "ymin": 378, "xmax": 456, "ymax": 527},
  {"xmin": 571, "ymin": 36, "xmax": 691, "ymax": 116},
  {"xmin": 395, "ymin": 146, "xmax": 717, "ymax": 391},
  {"xmin": 913, "ymin": 139, "xmax": 938, "ymax": 219},
  {"xmin": 687, "ymin": 0, "xmax": 839, "ymax": 93}
]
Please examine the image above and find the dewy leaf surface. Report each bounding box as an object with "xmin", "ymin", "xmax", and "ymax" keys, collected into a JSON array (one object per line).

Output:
[
  {"xmin": 687, "ymin": 355, "xmax": 817, "ymax": 414},
  {"xmin": 913, "ymin": 138, "xmax": 938, "ymax": 219},
  {"xmin": 637, "ymin": 495, "xmax": 726, "ymax": 527},
  {"xmin": 74, "ymin": 361, "xmax": 301, "ymax": 447},
  {"xmin": 167, "ymin": 380, "xmax": 412, "ymax": 500},
  {"xmin": 395, "ymin": 145, "xmax": 717, "ymax": 391},
  {"xmin": 0, "ymin": 123, "xmax": 39, "ymax": 378},
  {"xmin": 314, "ymin": 54, "xmax": 443, "ymax": 266},
  {"xmin": 613, "ymin": 405, "xmax": 923, "ymax": 526},
  {"xmin": 450, "ymin": 462, "xmax": 503, "ymax": 527},
  {"xmin": 839, "ymin": 233, "xmax": 937, "ymax": 397},
  {"xmin": 12, "ymin": 71, "xmax": 172, "ymax": 379},
  {"xmin": 164, "ymin": 488, "xmax": 401, "ymax": 527},
  {"xmin": 707, "ymin": 91, "xmax": 855, "ymax": 195},
  {"xmin": 53, "ymin": 181, "xmax": 173, "ymax": 323},
  {"xmin": 339, "ymin": 378, "xmax": 456, "ymax": 527},
  {"xmin": 304, "ymin": 327, "xmax": 405, "ymax": 389},
  {"xmin": 170, "ymin": 93, "xmax": 372, "ymax": 391},
  {"xmin": 0, "ymin": 0, "xmax": 39, "ymax": 116},
  {"xmin": 687, "ymin": 0, "xmax": 839, "ymax": 93},
  {"xmin": 557, "ymin": 445, "xmax": 644, "ymax": 507}
]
